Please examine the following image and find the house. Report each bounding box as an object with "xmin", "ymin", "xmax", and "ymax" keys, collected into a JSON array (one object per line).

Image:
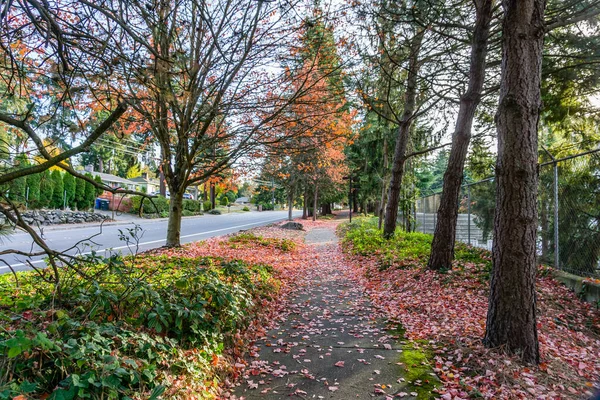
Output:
[
  {"xmin": 89, "ymin": 171, "xmax": 137, "ymax": 212},
  {"xmin": 130, "ymin": 173, "xmax": 160, "ymax": 194},
  {"xmin": 91, "ymin": 171, "xmax": 137, "ymax": 191},
  {"xmin": 235, "ymin": 196, "xmax": 250, "ymax": 205}
]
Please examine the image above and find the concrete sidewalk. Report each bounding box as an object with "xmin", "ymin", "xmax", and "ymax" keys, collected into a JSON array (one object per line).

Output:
[{"xmin": 231, "ymin": 226, "xmax": 420, "ymax": 399}]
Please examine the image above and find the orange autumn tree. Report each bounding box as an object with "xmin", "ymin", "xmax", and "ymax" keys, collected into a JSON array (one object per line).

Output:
[
  {"xmin": 263, "ymin": 58, "xmax": 355, "ymax": 220},
  {"xmin": 260, "ymin": 11, "xmax": 356, "ymax": 220}
]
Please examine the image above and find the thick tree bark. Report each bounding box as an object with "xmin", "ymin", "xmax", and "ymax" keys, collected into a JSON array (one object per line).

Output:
[
  {"xmin": 483, "ymin": 0, "xmax": 545, "ymax": 365},
  {"xmin": 166, "ymin": 191, "xmax": 184, "ymax": 247},
  {"xmin": 383, "ymin": 31, "xmax": 423, "ymax": 239},
  {"xmin": 428, "ymin": 0, "xmax": 493, "ymax": 270}
]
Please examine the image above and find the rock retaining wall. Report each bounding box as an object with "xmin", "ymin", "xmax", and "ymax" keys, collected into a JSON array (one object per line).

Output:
[{"xmin": 18, "ymin": 210, "xmax": 111, "ymax": 225}]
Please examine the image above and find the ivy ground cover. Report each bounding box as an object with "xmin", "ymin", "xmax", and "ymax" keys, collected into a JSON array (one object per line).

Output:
[{"xmin": 0, "ymin": 241, "xmax": 289, "ymax": 399}]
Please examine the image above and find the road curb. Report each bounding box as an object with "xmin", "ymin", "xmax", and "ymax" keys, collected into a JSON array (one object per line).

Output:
[{"xmin": 15, "ymin": 210, "xmax": 265, "ymax": 233}]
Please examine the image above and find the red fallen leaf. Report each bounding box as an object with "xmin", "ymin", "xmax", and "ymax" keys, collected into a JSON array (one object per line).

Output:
[
  {"xmin": 334, "ymin": 361, "xmax": 345, "ymax": 367},
  {"xmin": 22, "ymin": 311, "xmax": 33, "ymax": 320}
]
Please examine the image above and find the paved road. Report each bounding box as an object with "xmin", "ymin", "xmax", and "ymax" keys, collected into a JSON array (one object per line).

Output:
[{"xmin": 0, "ymin": 210, "xmax": 301, "ymax": 274}]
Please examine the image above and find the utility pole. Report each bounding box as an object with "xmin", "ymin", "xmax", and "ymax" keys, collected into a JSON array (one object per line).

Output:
[
  {"xmin": 271, "ymin": 178, "xmax": 275, "ymax": 208},
  {"xmin": 343, "ymin": 175, "xmax": 352, "ymax": 222}
]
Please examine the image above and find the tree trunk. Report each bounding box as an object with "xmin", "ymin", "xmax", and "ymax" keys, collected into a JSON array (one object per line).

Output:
[
  {"xmin": 166, "ymin": 191, "xmax": 184, "ymax": 247},
  {"xmin": 210, "ymin": 183, "xmax": 216, "ymax": 209},
  {"xmin": 378, "ymin": 138, "xmax": 389, "ymax": 230},
  {"xmin": 302, "ymin": 189, "xmax": 308, "ymax": 219},
  {"xmin": 483, "ymin": 0, "xmax": 545, "ymax": 365},
  {"xmin": 428, "ymin": 0, "xmax": 493, "ymax": 270},
  {"xmin": 288, "ymin": 186, "xmax": 295, "ymax": 221},
  {"xmin": 383, "ymin": 31, "xmax": 423, "ymax": 238},
  {"xmin": 312, "ymin": 184, "xmax": 318, "ymax": 221}
]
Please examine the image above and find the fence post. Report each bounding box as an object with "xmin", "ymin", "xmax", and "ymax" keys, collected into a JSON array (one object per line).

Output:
[
  {"xmin": 554, "ymin": 162, "xmax": 559, "ymax": 269},
  {"xmin": 421, "ymin": 196, "xmax": 425, "ymax": 233},
  {"xmin": 432, "ymin": 194, "xmax": 437, "ymax": 233},
  {"xmin": 467, "ymin": 185, "xmax": 471, "ymax": 245},
  {"xmin": 25, "ymin": 186, "xmax": 29, "ymax": 210}
]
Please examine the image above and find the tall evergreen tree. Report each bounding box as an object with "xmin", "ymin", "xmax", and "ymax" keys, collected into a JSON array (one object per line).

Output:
[
  {"xmin": 427, "ymin": 0, "xmax": 494, "ymax": 270},
  {"xmin": 84, "ymin": 173, "xmax": 96, "ymax": 210},
  {"xmin": 63, "ymin": 172, "xmax": 76, "ymax": 209},
  {"xmin": 483, "ymin": 0, "xmax": 545, "ymax": 365},
  {"xmin": 75, "ymin": 177, "xmax": 86, "ymax": 210},
  {"xmin": 8, "ymin": 153, "xmax": 29, "ymax": 202},
  {"xmin": 39, "ymin": 170, "xmax": 54, "ymax": 209},
  {"xmin": 26, "ymin": 172, "xmax": 41, "ymax": 208},
  {"xmin": 50, "ymin": 170, "xmax": 64, "ymax": 209}
]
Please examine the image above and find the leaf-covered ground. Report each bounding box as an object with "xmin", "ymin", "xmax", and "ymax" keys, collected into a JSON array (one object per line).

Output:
[
  {"xmin": 6, "ymin": 215, "xmax": 596, "ymax": 399},
  {"xmin": 340, "ymin": 217, "xmax": 600, "ymax": 399},
  {"xmin": 167, "ymin": 216, "xmax": 600, "ymax": 399}
]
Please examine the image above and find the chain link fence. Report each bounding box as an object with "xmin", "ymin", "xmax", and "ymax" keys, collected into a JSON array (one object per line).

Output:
[{"xmin": 415, "ymin": 149, "xmax": 600, "ymax": 278}]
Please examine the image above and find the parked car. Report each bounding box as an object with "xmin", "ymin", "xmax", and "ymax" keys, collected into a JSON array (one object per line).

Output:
[{"xmin": 183, "ymin": 193, "xmax": 193, "ymax": 199}]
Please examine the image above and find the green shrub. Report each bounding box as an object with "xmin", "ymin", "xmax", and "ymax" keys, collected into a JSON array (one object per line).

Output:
[
  {"xmin": 259, "ymin": 202, "xmax": 274, "ymax": 211},
  {"xmin": 219, "ymin": 197, "xmax": 229, "ymax": 206},
  {"xmin": 203, "ymin": 200, "xmax": 212, "ymax": 212},
  {"xmin": 130, "ymin": 196, "xmax": 169, "ymax": 214},
  {"xmin": 182, "ymin": 210, "xmax": 194, "ymax": 217},
  {"xmin": 242, "ymin": 206, "xmax": 250, "ymax": 211},
  {"xmin": 208, "ymin": 209, "xmax": 221, "ymax": 215},
  {"xmin": 0, "ymin": 255, "xmax": 279, "ymax": 399},
  {"xmin": 183, "ymin": 199, "xmax": 200, "ymax": 212},
  {"xmin": 341, "ymin": 217, "xmax": 432, "ymax": 267},
  {"xmin": 341, "ymin": 217, "xmax": 492, "ymax": 272}
]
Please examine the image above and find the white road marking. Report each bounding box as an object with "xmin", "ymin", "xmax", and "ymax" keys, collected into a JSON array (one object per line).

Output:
[{"xmin": 0, "ymin": 217, "xmax": 286, "ymax": 271}]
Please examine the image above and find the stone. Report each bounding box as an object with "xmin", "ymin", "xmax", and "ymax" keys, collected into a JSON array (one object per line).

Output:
[{"xmin": 281, "ymin": 221, "xmax": 304, "ymax": 230}]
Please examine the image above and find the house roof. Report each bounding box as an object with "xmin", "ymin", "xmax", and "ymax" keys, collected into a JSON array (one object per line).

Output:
[
  {"xmin": 235, "ymin": 196, "xmax": 249, "ymax": 203},
  {"xmin": 129, "ymin": 176, "xmax": 160, "ymax": 184},
  {"xmin": 91, "ymin": 172, "xmax": 136, "ymax": 186}
]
